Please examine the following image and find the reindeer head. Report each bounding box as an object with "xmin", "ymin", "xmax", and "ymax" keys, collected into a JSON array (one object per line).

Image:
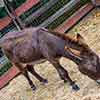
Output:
[
  {"xmin": 65, "ymin": 33, "xmax": 100, "ymax": 83},
  {"xmin": 79, "ymin": 47, "xmax": 100, "ymax": 81}
]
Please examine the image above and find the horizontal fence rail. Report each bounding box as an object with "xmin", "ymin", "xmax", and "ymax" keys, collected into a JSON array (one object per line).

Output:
[
  {"xmin": 24, "ymin": 0, "xmax": 59, "ymax": 24},
  {"xmin": 0, "ymin": 0, "xmax": 40, "ymax": 30},
  {"xmin": 39, "ymin": 0, "xmax": 80, "ymax": 27}
]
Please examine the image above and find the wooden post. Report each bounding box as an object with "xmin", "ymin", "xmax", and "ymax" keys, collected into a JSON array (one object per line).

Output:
[{"xmin": 3, "ymin": 0, "xmax": 25, "ymax": 30}]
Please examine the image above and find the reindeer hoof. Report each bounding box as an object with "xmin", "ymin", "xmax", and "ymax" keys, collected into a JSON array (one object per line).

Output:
[
  {"xmin": 64, "ymin": 80, "xmax": 68, "ymax": 83},
  {"xmin": 31, "ymin": 85, "xmax": 36, "ymax": 91},
  {"xmin": 72, "ymin": 84, "xmax": 80, "ymax": 91},
  {"xmin": 96, "ymin": 80, "xmax": 100, "ymax": 84},
  {"xmin": 42, "ymin": 79, "xmax": 48, "ymax": 84}
]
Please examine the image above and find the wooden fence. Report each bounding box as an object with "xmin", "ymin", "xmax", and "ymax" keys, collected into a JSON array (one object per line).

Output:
[{"xmin": 0, "ymin": 0, "xmax": 100, "ymax": 89}]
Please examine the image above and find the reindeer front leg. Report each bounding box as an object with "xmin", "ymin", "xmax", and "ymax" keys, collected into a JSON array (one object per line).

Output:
[
  {"xmin": 39, "ymin": 43, "xmax": 80, "ymax": 91},
  {"xmin": 49, "ymin": 58, "xmax": 80, "ymax": 91},
  {"xmin": 14, "ymin": 63, "xmax": 36, "ymax": 91},
  {"xmin": 38, "ymin": 32, "xmax": 80, "ymax": 91}
]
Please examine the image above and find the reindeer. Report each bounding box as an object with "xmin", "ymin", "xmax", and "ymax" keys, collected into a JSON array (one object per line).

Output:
[
  {"xmin": 0, "ymin": 27, "xmax": 100, "ymax": 91},
  {"xmin": 1, "ymin": 0, "xmax": 79, "ymax": 90}
]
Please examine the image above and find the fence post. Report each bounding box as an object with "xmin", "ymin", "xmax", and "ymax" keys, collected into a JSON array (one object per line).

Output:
[{"xmin": 3, "ymin": 0, "xmax": 25, "ymax": 30}]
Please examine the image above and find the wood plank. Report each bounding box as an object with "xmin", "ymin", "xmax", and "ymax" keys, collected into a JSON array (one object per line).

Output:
[
  {"xmin": 39, "ymin": 0, "xmax": 80, "ymax": 27},
  {"xmin": 54, "ymin": 2, "xmax": 94, "ymax": 33},
  {"xmin": 0, "ymin": 66, "xmax": 20, "ymax": 89},
  {"xmin": 24, "ymin": 0, "xmax": 58, "ymax": 24}
]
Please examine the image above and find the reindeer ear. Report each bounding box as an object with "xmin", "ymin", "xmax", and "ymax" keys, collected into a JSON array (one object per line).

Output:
[{"xmin": 76, "ymin": 33, "xmax": 84, "ymax": 42}]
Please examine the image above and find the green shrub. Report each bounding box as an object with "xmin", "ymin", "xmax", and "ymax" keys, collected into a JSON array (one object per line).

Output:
[
  {"xmin": 0, "ymin": 0, "xmax": 26, "ymax": 19},
  {"xmin": 0, "ymin": 62, "xmax": 12, "ymax": 76}
]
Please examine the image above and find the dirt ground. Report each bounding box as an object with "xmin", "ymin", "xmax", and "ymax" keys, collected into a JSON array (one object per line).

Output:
[{"xmin": 0, "ymin": 8, "xmax": 100, "ymax": 100}]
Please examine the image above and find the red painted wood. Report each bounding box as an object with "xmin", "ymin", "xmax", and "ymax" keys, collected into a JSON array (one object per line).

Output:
[
  {"xmin": 54, "ymin": 2, "xmax": 94, "ymax": 33},
  {"xmin": 0, "ymin": 66, "xmax": 20, "ymax": 89},
  {"xmin": 0, "ymin": 0, "xmax": 40, "ymax": 30}
]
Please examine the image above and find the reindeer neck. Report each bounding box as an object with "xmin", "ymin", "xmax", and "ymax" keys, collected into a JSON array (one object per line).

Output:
[{"xmin": 47, "ymin": 29, "xmax": 88, "ymax": 52}]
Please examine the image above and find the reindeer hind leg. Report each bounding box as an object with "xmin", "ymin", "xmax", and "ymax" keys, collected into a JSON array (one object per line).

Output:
[
  {"xmin": 15, "ymin": 63, "xmax": 36, "ymax": 91},
  {"xmin": 26, "ymin": 65, "xmax": 48, "ymax": 84}
]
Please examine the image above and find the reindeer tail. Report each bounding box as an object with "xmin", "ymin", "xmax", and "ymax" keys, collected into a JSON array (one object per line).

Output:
[{"xmin": 0, "ymin": 38, "xmax": 5, "ymax": 48}]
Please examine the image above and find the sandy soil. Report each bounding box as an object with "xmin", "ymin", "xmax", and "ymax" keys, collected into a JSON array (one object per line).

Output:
[{"xmin": 0, "ymin": 8, "xmax": 100, "ymax": 100}]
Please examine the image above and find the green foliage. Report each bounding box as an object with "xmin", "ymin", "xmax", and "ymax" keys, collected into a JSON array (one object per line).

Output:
[
  {"xmin": 12, "ymin": 0, "xmax": 26, "ymax": 9},
  {"xmin": 80, "ymin": 0, "xmax": 90, "ymax": 6},
  {"xmin": 0, "ymin": 62, "xmax": 12, "ymax": 76},
  {"xmin": 0, "ymin": 0, "xmax": 26, "ymax": 19},
  {"xmin": 0, "ymin": 7, "xmax": 7, "ymax": 19}
]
